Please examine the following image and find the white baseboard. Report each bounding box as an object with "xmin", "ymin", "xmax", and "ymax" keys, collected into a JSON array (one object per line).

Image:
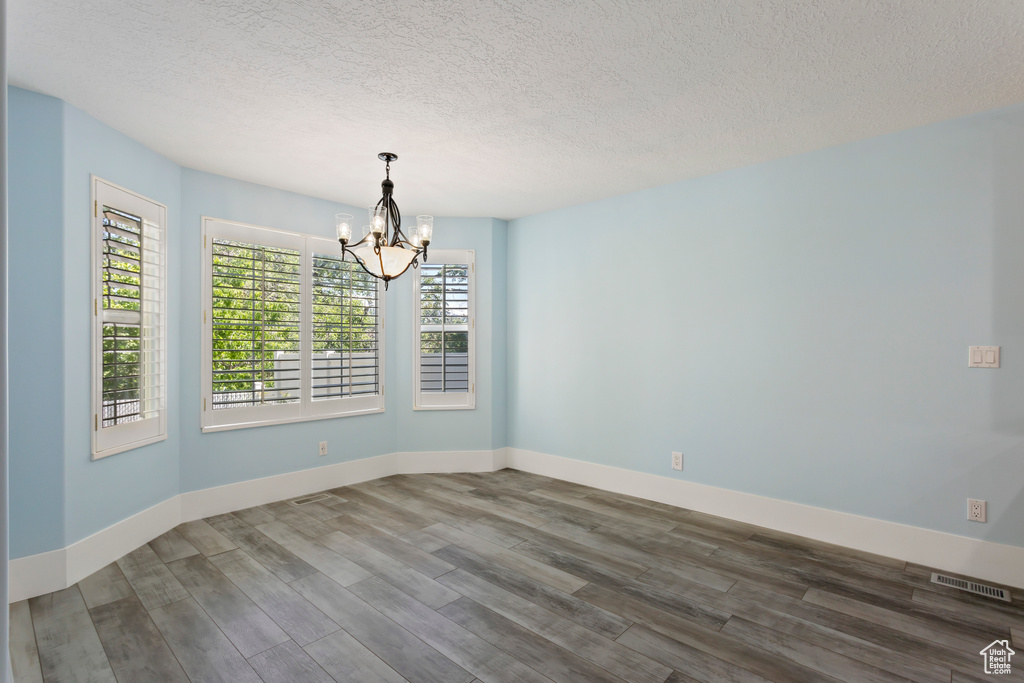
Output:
[
  {"xmin": 67, "ymin": 496, "xmax": 182, "ymax": 588},
  {"xmin": 492, "ymin": 447, "xmax": 509, "ymax": 471},
  {"xmin": 8, "ymin": 549, "xmax": 65, "ymax": 604},
  {"xmin": 8, "ymin": 449, "xmax": 500, "ymax": 602},
  {"xmin": 180, "ymin": 454, "xmax": 397, "ymax": 522},
  {"xmin": 14, "ymin": 446, "xmax": 1021, "ymax": 602},
  {"xmin": 396, "ymin": 449, "xmax": 503, "ymax": 474},
  {"xmin": 506, "ymin": 447, "xmax": 1024, "ymax": 590}
]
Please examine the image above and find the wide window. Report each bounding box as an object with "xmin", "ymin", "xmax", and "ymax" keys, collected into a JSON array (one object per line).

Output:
[
  {"xmin": 92, "ymin": 177, "xmax": 168, "ymax": 458},
  {"xmin": 412, "ymin": 250, "xmax": 475, "ymax": 410},
  {"xmin": 202, "ymin": 218, "xmax": 384, "ymax": 432}
]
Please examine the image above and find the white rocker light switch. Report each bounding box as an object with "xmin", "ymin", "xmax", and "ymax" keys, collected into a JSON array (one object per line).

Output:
[{"xmin": 968, "ymin": 346, "xmax": 1000, "ymax": 368}]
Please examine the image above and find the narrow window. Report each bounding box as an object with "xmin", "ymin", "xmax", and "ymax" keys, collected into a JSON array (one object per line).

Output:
[
  {"xmin": 92, "ymin": 177, "xmax": 167, "ymax": 457},
  {"xmin": 413, "ymin": 250, "xmax": 475, "ymax": 410}
]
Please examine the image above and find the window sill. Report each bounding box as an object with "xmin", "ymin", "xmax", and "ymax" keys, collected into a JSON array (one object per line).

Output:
[
  {"xmin": 412, "ymin": 404, "xmax": 476, "ymax": 411},
  {"xmin": 92, "ymin": 433, "xmax": 168, "ymax": 460},
  {"xmin": 201, "ymin": 406, "xmax": 385, "ymax": 433}
]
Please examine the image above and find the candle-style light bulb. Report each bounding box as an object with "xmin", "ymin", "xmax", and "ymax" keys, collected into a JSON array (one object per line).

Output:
[
  {"xmin": 416, "ymin": 215, "xmax": 433, "ymax": 246},
  {"xmin": 369, "ymin": 205, "xmax": 385, "ymax": 237},
  {"xmin": 335, "ymin": 213, "xmax": 353, "ymax": 244}
]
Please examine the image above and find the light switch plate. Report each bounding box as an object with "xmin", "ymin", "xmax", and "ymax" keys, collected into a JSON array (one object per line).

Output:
[{"xmin": 968, "ymin": 346, "xmax": 999, "ymax": 368}]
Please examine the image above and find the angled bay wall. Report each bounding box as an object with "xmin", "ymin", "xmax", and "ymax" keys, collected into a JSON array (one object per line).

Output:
[{"xmin": 7, "ymin": 86, "xmax": 508, "ymax": 562}]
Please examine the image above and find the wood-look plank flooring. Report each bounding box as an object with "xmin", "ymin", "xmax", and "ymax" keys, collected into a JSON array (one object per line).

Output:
[{"xmin": 9, "ymin": 470, "xmax": 1024, "ymax": 682}]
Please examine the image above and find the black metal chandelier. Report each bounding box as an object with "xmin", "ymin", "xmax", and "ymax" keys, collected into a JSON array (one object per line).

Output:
[{"xmin": 335, "ymin": 152, "xmax": 432, "ymax": 288}]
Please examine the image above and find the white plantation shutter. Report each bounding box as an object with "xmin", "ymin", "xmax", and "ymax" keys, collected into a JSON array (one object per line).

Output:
[
  {"xmin": 413, "ymin": 250, "xmax": 475, "ymax": 410},
  {"xmin": 202, "ymin": 222, "xmax": 384, "ymax": 432},
  {"xmin": 308, "ymin": 243, "xmax": 383, "ymax": 416},
  {"xmin": 92, "ymin": 177, "xmax": 167, "ymax": 458},
  {"xmin": 101, "ymin": 207, "xmax": 144, "ymax": 425},
  {"xmin": 210, "ymin": 238, "xmax": 302, "ymax": 410}
]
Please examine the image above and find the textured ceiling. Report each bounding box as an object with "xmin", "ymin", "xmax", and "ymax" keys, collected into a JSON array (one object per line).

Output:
[{"xmin": 9, "ymin": 1, "xmax": 1024, "ymax": 219}]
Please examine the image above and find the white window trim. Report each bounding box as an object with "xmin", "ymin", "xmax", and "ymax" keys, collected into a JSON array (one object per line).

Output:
[
  {"xmin": 201, "ymin": 217, "xmax": 385, "ymax": 433},
  {"xmin": 412, "ymin": 249, "xmax": 476, "ymax": 411},
  {"xmin": 91, "ymin": 176, "xmax": 168, "ymax": 458}
]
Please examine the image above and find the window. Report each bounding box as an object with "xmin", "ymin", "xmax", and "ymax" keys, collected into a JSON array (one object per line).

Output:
[
  {"xmin": 310, "ymin": 251, "xmax": 381, "ymax": 407},
  {"xmin": 202, "ymin": 218, "xmax": 384, "ymax": 431},
  {"xmin": 92, "ymin": 177, "xmax": 168, "ymax": 458},
  {"xmin": 413, "ymin": 250, "xmax": 475, "ymax": 410}
]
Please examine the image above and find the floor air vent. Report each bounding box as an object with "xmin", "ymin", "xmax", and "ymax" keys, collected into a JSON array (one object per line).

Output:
[
  {"xmin": 931, "ymin": 573, "xmax": 1010, "ymax": 602},
  {"xmin": 291, "ymin": 493, "xmax": 331, "ymax": 506}
]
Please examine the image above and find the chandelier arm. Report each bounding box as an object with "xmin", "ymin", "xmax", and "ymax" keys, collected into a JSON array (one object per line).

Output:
[
  {"xmin": 389, "ymin": 196, "xmax": 402, "ymax": 246},
  {"xmin": 374, "ymin": 196, "xmax": 387, "ymax": 243},
  {"xmin": 339, "ymin": 240, "xmax": 383, "ymax": 281}
]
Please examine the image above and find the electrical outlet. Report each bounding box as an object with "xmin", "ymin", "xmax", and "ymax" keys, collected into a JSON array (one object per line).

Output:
[
  {"xmin": 671, "ymin": 452, "xmax": 683, "ymax": 471},
  {"xmin": 968, "ymin": 499, "xmax": 986, "ymax": 522},
  {"xmin": 318, "ymin": 441, "xmax": 328, "ymax": 457}
]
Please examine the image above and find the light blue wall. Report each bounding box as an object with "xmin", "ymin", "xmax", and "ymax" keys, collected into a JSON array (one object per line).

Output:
[
  {"xmin": 7, "ymin": 89, "xmax": 506, "ymax": 557},
  {"xmin": 8, "ymin": 89, "xmax": 66, "ymax": 557},
  {"xmin": 2, "ymin": 1, "xmax": 11, "ymax": 668},
  {"xmin": 508, "ymin": 104, "xmax": 1024, "ymax": 547},
  {"xmin": 490, "ymin": 219, "xmax": 509, "ymax": 450},
  {"xmin": 9, "ymin": 88, "xmax": 185, "ymax": 555},
  {"xmin": 393, "ymin": 217, "xmax": 507, "ymax": 453},
  {"xmin": 177, "ymin": 170, "xmax": 397, "ymax": 491},
  {"xmin": 61, "ymin": 102, "xmax": 184, "ymax": 546}
]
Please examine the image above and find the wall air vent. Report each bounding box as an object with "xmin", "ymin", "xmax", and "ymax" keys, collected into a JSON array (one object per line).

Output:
[
  {"xmin": 290, "ymin": 493, "xmax": 331, "ymax": 506},
  {"xmin": 931, "ymin": 573, "xmax": 1010, "ymax": 602}
]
